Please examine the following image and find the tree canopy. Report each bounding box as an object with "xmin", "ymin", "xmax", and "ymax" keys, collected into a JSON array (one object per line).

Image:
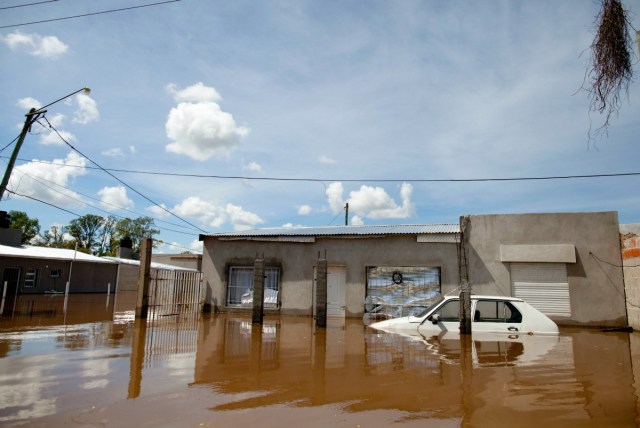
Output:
[{"xmin": 9, "ymin": 210, "xmax": 40, "ymax": 244}]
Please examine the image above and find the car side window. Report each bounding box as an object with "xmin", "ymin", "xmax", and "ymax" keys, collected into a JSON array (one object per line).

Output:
[
  {"xmin": 474, "ymin": 300, "xmax": 522, "ymax": 323},
  {"xmin": 435, "ymin": 300, "xmax": 460, "ymax": 322}
]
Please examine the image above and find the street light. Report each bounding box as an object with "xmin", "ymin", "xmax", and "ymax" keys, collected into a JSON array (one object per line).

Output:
[{"xmin": 0, "ymin": 87, "xmax": 91, "ymax": 202}]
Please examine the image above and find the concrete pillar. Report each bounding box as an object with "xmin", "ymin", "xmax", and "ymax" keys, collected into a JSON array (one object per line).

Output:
[
  {"xmin": 316, "ymin": 258, "xmax": 328, "ymax": 328},
  {"xmin": 252, "ymin": 258, "xmax": 265, "ymax": 324},
  {"xmin": 135, "ymin": 237, "xmax": 152, "ymax": 318}
]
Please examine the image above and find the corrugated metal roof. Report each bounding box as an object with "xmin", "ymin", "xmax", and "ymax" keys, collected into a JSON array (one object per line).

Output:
[
  {"xmin": 201, "ymin": 224, "xmax": 460, "ymax": 239},
  {"xmin": 0, "ymin": 244, "xmax": 116, "ymax": 263},
  {"xmin": 104, "ymin": 257, "xmax": 198, "ymax": 272}
]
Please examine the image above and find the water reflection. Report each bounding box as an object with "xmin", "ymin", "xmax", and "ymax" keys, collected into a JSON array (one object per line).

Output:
[{"xmin": 0, "ymin": 297, "xmax": 639, "ymax": 427}]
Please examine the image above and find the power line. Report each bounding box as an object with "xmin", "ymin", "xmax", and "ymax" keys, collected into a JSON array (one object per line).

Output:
[
  {"xmin": 0, "ymin": 0, "xmax": 182, "ymax": 29},
  {"xmin": 42, "ymin": 117, "xmax": 207, "ymax": 233},
  {"xmin": 0, "ymin": 0, "xmax": 60, "ymax": 11},
  {"xmin": 7, "ymin": 164, "xmax": 199, "ymax": 236},
  {"xmin": 7, "ymin": 189, "xmax": 82, "ymax": 217},
  {"xmin": 3, "ymin": 155, "xmax": 640, "ymax": 183}
]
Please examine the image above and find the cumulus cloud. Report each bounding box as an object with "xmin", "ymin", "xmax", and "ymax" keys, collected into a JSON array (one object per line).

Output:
[
  {"xmin": 164, "ymin": 82, "xmax": 249, "ymax": 161},
  {"xmin": 166, "ymin": 196, "xmax": 264, "ymax": 231},
  {"xmin": 16, "ymin": 97, "xmax": 41, "ymax": 110},
  {"xmin": 243, "ymin": 161, "xmax": 262, "ymax": 172},
  {"xmin": 98, "ymin": 186, "xmax": 134, "ymax": 210},
  {"xmin": 326, "ymin": 181, "xmax": 415, "ymax": 220},
  {"xmin": 147, "ymin": 203, "xmax": 170, "ymax": 219},
  {"xmin": 1, "ymin": 31, "xmax": 68, "ymax": 58},
  {"xmin": 351, "ymin": 215, "xmax": 365, "ymax": 226},
  {"xmin": 32, "ymin": 113, "xmax": 76, "ymax": 146},
  {"xmin": 8, "ymin": 152, "xmax": 87, "ymax": 206},
  {"xmin": 319, "ymin": 155, "xmax": 336, "ymax": 164},
  {"xmin": 72, "ymin": 93, "xmax": 99, "ymax": 124},
  {"xmin": 298, "ymin": 205, "xmax": 312, "ymax": 215}
]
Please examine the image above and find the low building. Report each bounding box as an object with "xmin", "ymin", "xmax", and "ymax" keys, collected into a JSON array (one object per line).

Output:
[
  {"xmin": 0, "ymin": 244, "xmax": 118, "ymax": 296},
  {"xmin": 199, "ymin": 211, "xmax": 628, "ymax": 328}
]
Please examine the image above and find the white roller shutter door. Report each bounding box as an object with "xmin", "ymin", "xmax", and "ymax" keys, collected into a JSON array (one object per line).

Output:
[{"xmin": 511, "ymin": 262, "xmax": 571, "ymax": 317}]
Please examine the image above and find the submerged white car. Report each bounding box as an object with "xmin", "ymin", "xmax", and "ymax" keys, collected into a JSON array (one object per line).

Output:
[{"xmin": 369, "ymin": 295, "xmax": 559, "ymax": 336}]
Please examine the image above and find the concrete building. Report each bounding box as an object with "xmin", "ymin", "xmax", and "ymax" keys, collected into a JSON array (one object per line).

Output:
[{"xmin": 199, "ymin": 211, "xmax": 628, "ymax": 328}]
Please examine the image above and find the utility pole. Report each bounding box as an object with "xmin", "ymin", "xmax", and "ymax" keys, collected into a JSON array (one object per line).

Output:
[
  {"xmin": 344, "ymin": 203, "xmax": 349, "ymax": 226},
  {"xmin": 0, "ymin": 108, "xmax": 43, "ymax": 202},
  {"xmin": 0, "ymin": 87, "xmax": 91, "ymax": 203}
]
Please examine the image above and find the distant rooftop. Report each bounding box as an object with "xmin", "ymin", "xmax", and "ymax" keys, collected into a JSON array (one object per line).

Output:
[
  {"xmin": 200, "ymin": 224, "xmax": 460, "ymax": 240},
  {"xmin": 0, "ymin": 244, "xmax": 116, "ymax": 263}
]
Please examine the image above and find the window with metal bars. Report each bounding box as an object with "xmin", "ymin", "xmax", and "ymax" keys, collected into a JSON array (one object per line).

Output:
[{"xmin": 226, "ymin": 266, "xmax": 280, "ymax": 308}]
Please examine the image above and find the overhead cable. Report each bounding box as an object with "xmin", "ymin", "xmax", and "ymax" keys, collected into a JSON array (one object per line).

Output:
[
  {"xmin": 0, "ymin": 0, "xmax": 182, "ymax": 29},
  {"xmin": 42, "ymin": 117, "xmax": 207, "ymax": 233},
  {"xmin": 0, "ymin": 0, "xmax": 59, "ymax": 11},
  {"xmin": 4, "ymin": 155, "xmax": 640, "ymax": 183}
]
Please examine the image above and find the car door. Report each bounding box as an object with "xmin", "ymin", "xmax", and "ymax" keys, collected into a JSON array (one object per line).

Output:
[
  {"xmin": 472, "ymin": 299, "xmax": 523, "ymax": 335},
  {"xmin": 417, "ymin": 298, "xmax": 460, "ymax": 334}
]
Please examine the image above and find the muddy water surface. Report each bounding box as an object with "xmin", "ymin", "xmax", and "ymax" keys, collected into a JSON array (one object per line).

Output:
[{"xmin": 1, "ymin": 293, "xmax": 639, "ymax": 427}]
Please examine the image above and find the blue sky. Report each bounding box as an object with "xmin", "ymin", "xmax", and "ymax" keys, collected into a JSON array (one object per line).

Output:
[{"xmin": 1, "ymin": 0, "xmax": 639, "ymax": 253}]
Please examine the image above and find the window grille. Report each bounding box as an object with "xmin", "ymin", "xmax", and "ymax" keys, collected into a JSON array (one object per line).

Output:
[
  {"xmin": 49, "ymin": 268, "xmax": 62, "ymax": 278},
  {"xmin": 227, "ymin": 266, "xmax": 280, "ymax": 308},
  {"xmin": 24, "ymin": 268, "xmax": 40, "ymax": 288}
]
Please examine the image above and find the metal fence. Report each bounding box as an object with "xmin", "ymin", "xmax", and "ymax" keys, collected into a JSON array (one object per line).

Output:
[{"xmin": 147, "ymin": 269, "xmax": 205, "ymax": 319}]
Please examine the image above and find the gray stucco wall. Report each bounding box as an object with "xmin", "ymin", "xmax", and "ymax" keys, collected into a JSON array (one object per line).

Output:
[
  {"xmin": 465, "ymin": 212, "xmax": 626, "ymax": 327},
  {"xmin": 201, "ymin": 235, "xmax": 459, "ymax": 317}
]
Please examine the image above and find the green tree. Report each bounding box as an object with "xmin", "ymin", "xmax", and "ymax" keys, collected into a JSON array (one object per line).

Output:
[
  {"xmin": 67, "ymin": 214, "xmax": 105, "ymax": 253},
  {"xmin": 9, "ymin": 210, "xmax": 40, "ymax": 244},
  {"xmin": 114, "ymin": 216, "xmax": 160, "ymax": 252},
  {"xmin": 40, "ymin": 224, "xmax": 75, "ymax": 249}
]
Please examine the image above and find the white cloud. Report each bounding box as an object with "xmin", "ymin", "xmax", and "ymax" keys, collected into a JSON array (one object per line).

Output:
[
  {"xmin": 243, "ymin": 161, "xmax": 262, "ymax": 172},
  {"xmin": 189, "ymin": 239, "xmax": 203, "ymax": 253},
  {"xmin": 166, "ymin": 82, "xmax": 221, "ymax": 103},
  {"xmin": 297, "ymin": 205, "xmax": 311, "ymax": 215},
  {"xmin": 1, "ymin": 31, "xmax": 68, "ymax": 58},
  {"xmin": 8, "ymin": 152, "xmax": 87, "ymax": 206},
  {"xmin": 98, "ymin": 186, "xmax": 134, "ymax": 210},
  {"xmin": 165, "ymin": 83, "xmax": 249, "ymax": 161},
  {"xmin": 72, "ymin": 93, "xmax": 99, "ymax": 124},
  {"xmin": 319, "ymin": 155, "xmax": 336, "ymax": 164},
  {"xmin": 326, "ymin": 181, "xmax": 415, "ymax": 220},
  {"xmin": 101, "ymin": 148, "xmax": 123, "ymax": 157},
  {"xmin": 147, "ymin": 203, "xmax": 170, "ymax": 219},
  {"xmin": 326, "ymin": 182, "xmax": 345, "ymax": 213},
  {"xmin": 171, "ymin": 196, "xmax": 263, "ymax": 231},
  {"xmin": 129, "ymin": 146, "xmax": 136, "ymax": 155},
  {"xmin": 351, "ymin": 215, "xmax": 365, "ymax": 226},
  {"xmin": 34, "ymin": 113, "xmax": 75, "ymax": 146},
  {"xmin": 16, "ymin": 97, "xmax": 41, "ymax": 110}
]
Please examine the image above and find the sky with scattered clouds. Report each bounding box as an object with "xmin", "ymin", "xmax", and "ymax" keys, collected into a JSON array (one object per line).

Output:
[{"xmin": 1, "ymin": 0, "xmax": 639, "ymax": 254}]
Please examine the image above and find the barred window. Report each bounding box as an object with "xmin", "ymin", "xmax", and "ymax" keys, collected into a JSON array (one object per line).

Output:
[
  {"xmin": 24, "ymin": 268, "xmax": 40, "ymax": 288},
  {"xmin": 227, "ymin": 266, "xmax": 280, "ymax": 308}
]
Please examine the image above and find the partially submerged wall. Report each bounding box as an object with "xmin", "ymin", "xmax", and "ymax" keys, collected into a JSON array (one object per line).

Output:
[{"xmin": 621, "ymin": 224, "xmax": 640, "ymax": 331}]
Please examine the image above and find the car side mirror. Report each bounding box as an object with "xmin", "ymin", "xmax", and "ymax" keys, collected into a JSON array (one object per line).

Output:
[{"xmin": 431, "ymin": 314, "xmax": 441, "ymax": 324}]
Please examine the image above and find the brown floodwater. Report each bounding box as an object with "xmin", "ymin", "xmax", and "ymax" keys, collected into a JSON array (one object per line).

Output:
[{"xmin": 1, "ymin": 293, "xmax": 639, "ymax": 427}]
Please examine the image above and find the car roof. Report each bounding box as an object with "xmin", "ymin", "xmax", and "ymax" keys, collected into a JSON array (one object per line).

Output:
[{"xmin": 442, "ymin": 294, "xmax": 524, "ymax": 302}]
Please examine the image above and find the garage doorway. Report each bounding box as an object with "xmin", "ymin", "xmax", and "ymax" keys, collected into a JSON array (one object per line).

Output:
[{"xmin": 511, "ymin": 262, "xmax": 571, "ymax": 317}]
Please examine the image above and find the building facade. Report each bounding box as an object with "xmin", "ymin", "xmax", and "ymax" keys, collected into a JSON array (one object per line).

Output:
[{"xmin": 200, "ymin": 212, "xmax": 628, "ymax": 328}]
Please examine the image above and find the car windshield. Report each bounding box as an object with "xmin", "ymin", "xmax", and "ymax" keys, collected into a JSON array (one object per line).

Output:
[{"xmin": 413, "ymin": 296, "xmax": 445, "ymax": 318}]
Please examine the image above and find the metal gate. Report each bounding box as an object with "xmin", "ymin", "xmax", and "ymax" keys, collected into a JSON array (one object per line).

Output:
[{"xmin": 147, "ymin": 269, "xmax": 204, "ymax": 318}]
